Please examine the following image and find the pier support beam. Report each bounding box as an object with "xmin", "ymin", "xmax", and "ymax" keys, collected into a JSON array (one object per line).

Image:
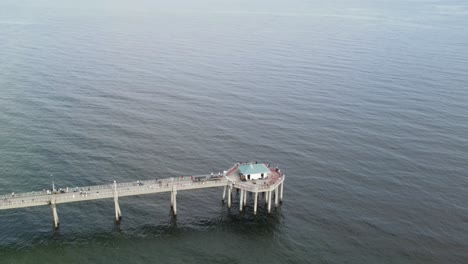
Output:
[
  {"xmin": 50, "ymin": 198, "xmax": 59, "ymax": 229},
  {"xmin": 170, "ymin": 188, "xmax": 174, "ymax": 207},
  {"xmin": 265, "ymin": 190, "xmax": 269, "ymax": 205},
  {"xmin": 222, "ymin": 185, "xmax": 227, "ymax": 202},
  {"xmin": 280, "ymin": 182, "xmax": 284, "ymax": 203},
  {"xmin": 113, "ymin": 181, "xmax": 122, "ymax": 223},
  {"xmin": 267, "ymin": 190, "xmax": 272, "ymax": 213},
  {"xmin": 243, "ymin": 190, "xmax": 247, "ymax": 207},
  {"xmin": 275, "ymin": 186, "xmax": 279, "ymax": 208},
  {"xmin": 239, "ymin": 189, "xmax": 244, "ymax": 212},
  {"xmin": 254, "ymin": 192, "xmax": 258, "ymax": 215},
  {"xmin": 228, "ymin": 185, "xmax": 232, "ymax": 208},
  {"xmin": 172, "ymin": 186, "xmax": 177, "ymax": 216}
]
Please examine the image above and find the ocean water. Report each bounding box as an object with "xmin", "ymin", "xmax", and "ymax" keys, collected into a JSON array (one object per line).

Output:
[{"xmin": 1, "ymin": 0, "xmax": 468, "ymax": 263}]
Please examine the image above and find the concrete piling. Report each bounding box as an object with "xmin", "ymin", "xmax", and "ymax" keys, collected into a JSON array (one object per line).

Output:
[
  {"xmin": 275, "ymin": 186, "xmax": 279, "ymax": 208},
  {"xmin": 280, "ymin": 182, "xmax": 284, "ymax": 203},
  {"xmin": 244, "ymin": 190, "xmax": 248, "ymax": 206},
  {"xmin": 239, "ymin": 189, "xmax": 244, "ymax": 212},
  {"xmin": 228, "ymin": 185, "xmax": 232, "ymax": 208},
  {"xmin": 254, "ymin": 192, "xmax": 258, "ymax": 215},
  {"xmin": 267, "ymin": 191, "xmax": 272, "ymax": 213},
  {"xmin": 170, "ymin": 189, "xmax": 174, "ymax": 207},
  {"xmin": 172, "ymin": 186, "xmax": 177, "ymax": 216},
  {"xmin": 50, "ymin": 198, "xmax": 59, "ymax": 229},
  {"xmin": 113, "ymin": 181, "xmax": 122, "ymax": 222},
  {"xmin": 222, "ymin": 185, "xmax": 226, "ymax": 202}
]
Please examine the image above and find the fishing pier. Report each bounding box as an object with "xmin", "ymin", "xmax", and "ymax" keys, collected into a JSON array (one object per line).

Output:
[{"xmin": 0, "ymin": 163, "xmax": 285, "ymax": 229}]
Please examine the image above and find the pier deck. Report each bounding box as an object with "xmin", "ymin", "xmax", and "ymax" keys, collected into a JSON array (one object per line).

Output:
[{"xmin": 0, "ymin": 176, "xmax": 226, "ymax": 210}]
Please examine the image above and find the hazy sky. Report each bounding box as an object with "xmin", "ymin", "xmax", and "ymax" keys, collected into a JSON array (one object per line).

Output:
[{"xmin": 2, "ymin": 0, "xmax": 468, "ymax": 15}]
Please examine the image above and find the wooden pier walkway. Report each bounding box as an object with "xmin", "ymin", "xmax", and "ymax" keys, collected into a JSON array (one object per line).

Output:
[{"xmin": 0, "ymin": 164, "xmax": 285, "ymax": 229}]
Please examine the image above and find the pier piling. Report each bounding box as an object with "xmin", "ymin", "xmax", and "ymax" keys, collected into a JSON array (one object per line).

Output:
[
  {"xmin": 254, "ymin": 192, "xmax": 258, "ymax": 215},
  {"xmin": 243, "ymin": 190, "xmax": 247, "ymax": 207},
  {"xmin": 172, "ymin": 186, "xmax": 177, "ymax": 216},
  {"xmin": 228, "ymin": 185, "xmax": 232, "ymax": 208},
  {"xmin": 50, "ymin": 198, "xmax": 59, "ymax": 229},
  {"xmin": 170, "ymin": 190, "xmax": 174, "ymax": 208},
  {"xmin": 280, "ymin": 182, "xmax": 284, "ymax": 203},
  {"xmin": 267, "ymin": 191, "xmax": 272, "ymax": 213},
  {"xmin": 239, "ymin": 189, "xmax": 244, "ymax": 212},
  {"xmin": 275, "ymin": 186, "xmax": 279, "ymax": 208},
  {"xmin": 222, "ymin": 185, "xmax": 226, "ymax": 202},
  {"xmin": 113, "ymin": 181, "xmax": 122, "ymax": 222}
]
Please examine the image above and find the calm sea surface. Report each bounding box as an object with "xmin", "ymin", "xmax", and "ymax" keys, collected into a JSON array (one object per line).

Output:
[{"xmin": 1, "ymin": 0, "xmax": 468, "ymax": 263}]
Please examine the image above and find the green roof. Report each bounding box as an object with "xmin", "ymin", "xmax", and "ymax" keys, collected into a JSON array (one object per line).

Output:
[{"xmin": 238, "ymin": 164, "xmax": 270, "ymax": 175}]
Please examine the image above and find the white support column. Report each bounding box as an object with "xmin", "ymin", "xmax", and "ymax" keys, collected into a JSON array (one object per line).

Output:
[
  {"xmin": 267, "ymin": 190, "xmax": 272, "ymax": 213},
  {"xmin": 170, "ymin": 178, "xmax": 175, "ymax": 210},
  {"xmin": 239, "ymin": 189, "xmax": 244, "ymax": 212},
  {"xmin": 170, "ymin": 189, "xmax": 174, "ymax": 208},
  {"xmin": 254, "ymin": 192, "xmax": 258, "ymax": 215},
  {"xmin": 173, "ymin": 186, "xmax": 177, "ymax": 216},
  {"xmin": 51, "ymin": 198, "xmax": 59, "ymax": 229},
  {"xmin": 243, "ymin": 190, "xmax": 247, "ymax": 207},
  {"xmin": 113, "ymin": 181, "xmax": 122, "ymax": 222},
  {"xmin": 228, "ymin": 185, "xmax": 232, "ymax": 208},
  {"xmin": 275, "ymin": 186, "xmax": 279, "ymax": 208},
  {"xmin": 265, "ymin": 190, "xmax": 269, "ymax": 205},
  {"xmin": 222, "ymin": 185, "xmax": 227, "ymax": 202},
  {"xmin": 280, "ymin": 181, "xmax": 284, "ymax": 203}
]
